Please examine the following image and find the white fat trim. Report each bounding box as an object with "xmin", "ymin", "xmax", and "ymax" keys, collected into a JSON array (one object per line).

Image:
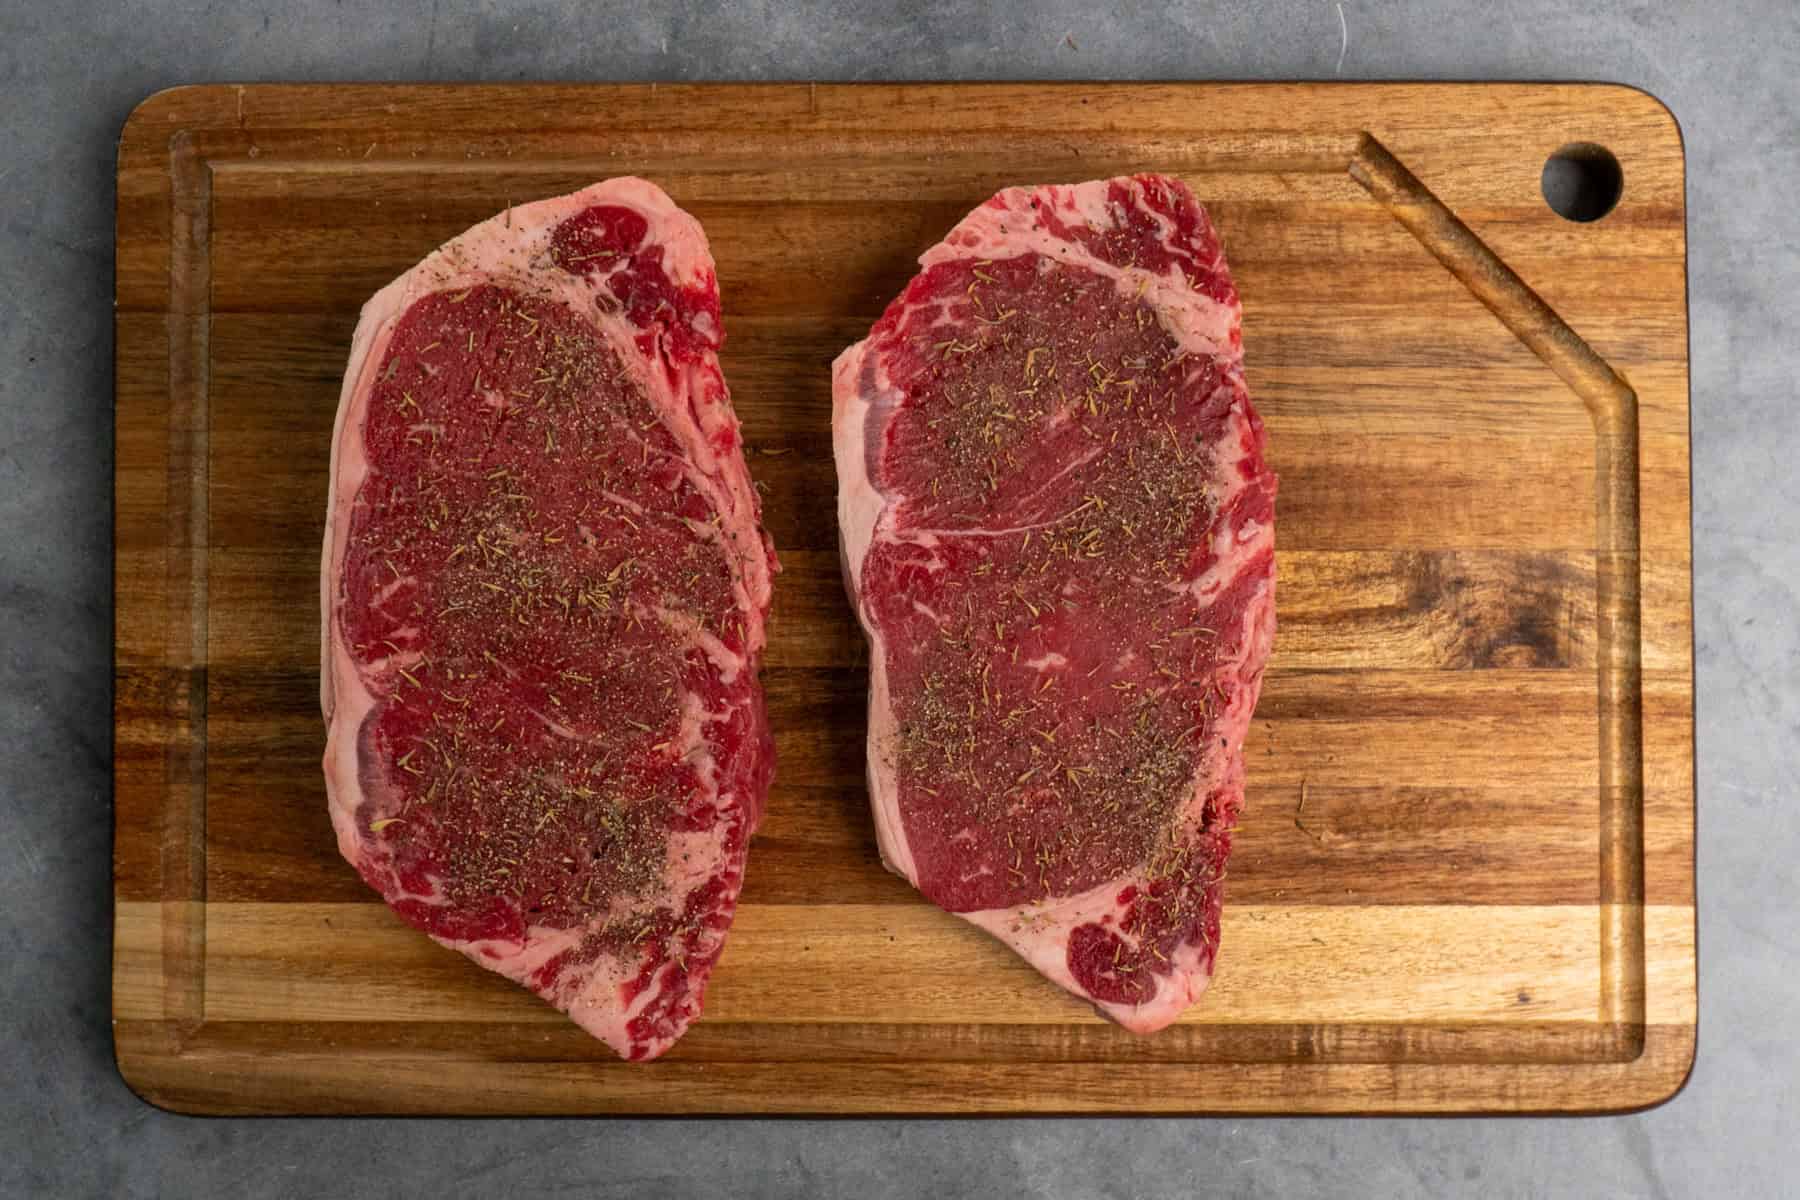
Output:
[
  {"xmin": 862, "ymin": 648, "xmax": 917, "ymax": 884},
  {"xmin": 917, "ymin": 178, "xmax": 1237, "ymax": 358},
  {"xmin": 958, "ymin": 869, "xmax": 1216, "ymax": 1035}
]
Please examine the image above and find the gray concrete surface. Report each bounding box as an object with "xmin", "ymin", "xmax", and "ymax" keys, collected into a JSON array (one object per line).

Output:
[{"xmin": 3, "ymin": 0, "xmax": 1795, "ymax": 1195}]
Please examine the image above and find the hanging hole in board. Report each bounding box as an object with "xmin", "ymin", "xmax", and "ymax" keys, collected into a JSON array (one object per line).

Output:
[{"xmin": 1541, "ymin": 142, "xmax": 1624, "ymax": 223}]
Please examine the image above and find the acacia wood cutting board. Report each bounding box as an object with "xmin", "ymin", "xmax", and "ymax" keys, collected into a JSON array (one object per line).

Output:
[{"xmin": 113, "ymin": 83, "xmax": 1695, "ymax": 1115}]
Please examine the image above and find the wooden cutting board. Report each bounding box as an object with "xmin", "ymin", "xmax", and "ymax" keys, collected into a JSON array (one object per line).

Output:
[{"xmin": 113, "ymin": 83, "xmax": 1695, "ymax": 1115}]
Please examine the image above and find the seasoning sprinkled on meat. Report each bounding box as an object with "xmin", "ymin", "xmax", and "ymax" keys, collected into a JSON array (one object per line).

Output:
[
  {"xmin": 323, "ymin": 178, "xmax": 775, "ymax": 1061},
  {"xmin": 834, "ymin": 174, "xmax": 1275, "ymax": 1030}
]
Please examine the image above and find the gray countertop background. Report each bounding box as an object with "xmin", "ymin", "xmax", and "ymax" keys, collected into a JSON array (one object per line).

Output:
[{"xmin": 5, "ymin": 1, "xmax": 1796, "ymax": 1195}]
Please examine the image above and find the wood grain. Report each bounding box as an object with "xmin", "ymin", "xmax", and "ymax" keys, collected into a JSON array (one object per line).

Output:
[{"xmin": 114, "ymin": 83, "xmax": 1695, "ymax": 1114}]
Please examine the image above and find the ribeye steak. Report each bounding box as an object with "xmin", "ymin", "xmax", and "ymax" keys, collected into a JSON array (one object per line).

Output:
[
  {"xmin": 322, "ymin": 178, "xmax": 776, "ymax": 1060},
  {"xmin": 833, "ymin": 174, "xmax": 1276, "ymax": 1031}
]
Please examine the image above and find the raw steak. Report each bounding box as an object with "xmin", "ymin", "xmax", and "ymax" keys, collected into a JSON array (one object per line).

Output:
[
  {"xmin": 321, "ymin": 178, "xmax": 776, "ymax": 1061},
  {"xmin": 833, "ymin": 175, "xmax": 1275, "ymax": 1031}
]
